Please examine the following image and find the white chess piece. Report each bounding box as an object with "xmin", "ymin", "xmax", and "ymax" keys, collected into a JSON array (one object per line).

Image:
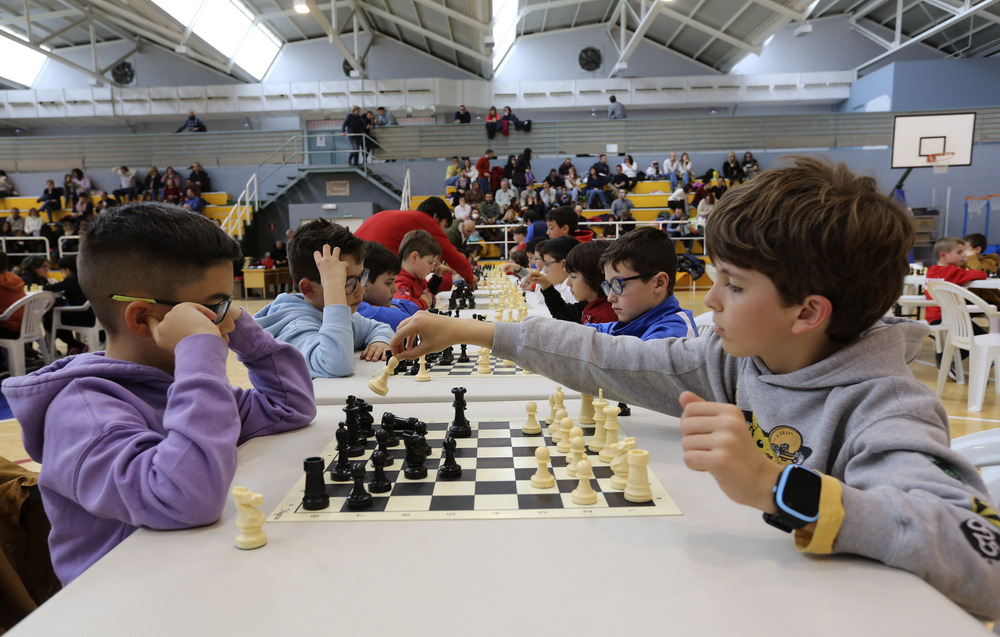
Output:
[
  {"xmin": 571, "ymin": 458, "xmax": 598, "ymax": 505},
  {"xmin": 567, "ymin": 435, "xmax": 585, "ymax": 477},
  {"xmin": 545, "ymin": 395, "xmax": 556, "ymax": 426},
  {"xmin": 553, "ymin": 386, "xmax": 566, "ymax": 413},
  {"xmin": 414, "ymin": 355, "xmax": 431, "ymax": 382},
  {"xmin": 598, "ymin": 404, "xmax": 621, "ymax": 463},
  {"xmin": 556, "ymin": 417, "xmax": 573, "ymax": 453},
  {"xmin": 609, "ymin": 437, "xmax": 637, "ymax": 490},
  {"xmin": 588, "ymin": 390, "xmax": 609, "ymax": 454},
  {"xmin": 522, "ymin": 401, "xmax": 542, "ymax": 434},
  {"xmin": 623, "ymin": 449, "xmax": 653, "ymax": 503},
  {"xmin": 531, "ymin": 446, "xmax": 556, "ymax": 488},
  {"xmin": 368, "ymin": 356, "xmax": 399, "ymax": 396},
  {"xmin": 476, "ymin": 347, "xmax": 492, "ymax": 375},
  {"xmin": 579, "ymin": 393, "xmax": 595, "ymax": 425},
  {"xmin": 232, "ymin": 486, "xmax": 267, "ymax": 550},
  {"xmin": 550, "ymin": 408, "xmax": 568, "ymax": 439}
]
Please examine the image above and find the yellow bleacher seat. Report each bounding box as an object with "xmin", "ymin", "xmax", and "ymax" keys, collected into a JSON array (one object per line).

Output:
[{"xmin": 627, "ymin": 194, "xmax": 671, "ymax": 208}]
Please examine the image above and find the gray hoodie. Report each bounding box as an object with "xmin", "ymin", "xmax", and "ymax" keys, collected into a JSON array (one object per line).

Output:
[{"xmin": 493, "ymin": 316, "xmax": 1000, "ymax": 619}]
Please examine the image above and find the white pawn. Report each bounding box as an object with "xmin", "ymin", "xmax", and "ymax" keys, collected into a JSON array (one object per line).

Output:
[
  {"xmin": 522, "ymin": 401, "xmax": 542, "ymax": 434},
  {"xmin": 556, "ymin": 417, "xmax": 573, "ymax": 453},
  {"xmin": 545, "ymin": 394, "xmax": 556, "ymax": 425},
  {"xmin": 414, "ymin": 355, "xmax": 431, "ymax": 382},
  {"xmin": 531, "ymin": 446, "xmax": 555, "ymax": 489},
  {"xmin": 566, "ymin": 435, "xmax": 585, "ymax": 477},
  {"xmin": 609, "ymin": 437, "xmax": 637, "ymax": 490},
  {"xmin": 550, "ymin": 408, "xmax": 568, "ymax": 439},
  {"xmin": 232, "ymin": 486, "xmax": 267, "ymax": 550},
  {"xmin": 571, "ymin": 458, "xmax": 598, "ymax": 505},
  {"xmin": 598, "ymin": 404, "xmax": 621, "ymax": 463},
  {"xmin": 368, "ymin": 355, "xmax": 399, "ymax": 396},
  {"xmin": 624, "ymin": 449, "xmax": 653, "ymax": 503},
  {"xmin": 579, "ymin": 393, "xmax": 595, "ymax": 425}
]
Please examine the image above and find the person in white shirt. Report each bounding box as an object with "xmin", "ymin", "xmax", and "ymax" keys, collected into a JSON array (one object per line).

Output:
[
  {"xmin": 645, "ymin": 161, "xmax": 666, "ymax": 180},
  {"xmin": 453, "ymin": 196, "xmax": 472, "ymax": 221},
  {"xmin": 494, "ymin": 180, "xmax": 517, "ymax": 209},
  {"xmin": 663, "ymin": 152, "xmax": 681, "ymax": 189},
  {"xmin": 538, "ymin": 183, "xmax": 557, "ymax": 211}
]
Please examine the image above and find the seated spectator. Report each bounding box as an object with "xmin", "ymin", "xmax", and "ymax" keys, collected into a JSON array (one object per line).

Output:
[
  {"xmin": 161, "ymin": 166, "xmax": 182, "ymax": 202},
  {"xmin": 375, "ymin": 106, "xmax": 397, "ymax": 127},
  {"xmin": 454, "ymin": 105, "xmax": 471, "ymax": 124},
  {"xmin": 71, "ymin": 168, "xmax": 91, "ymax": 199},
  {"xmin": 611, "ymin": 165, "xmax": 632, "ymax": 193},
  {"xmin": 270, "ymin": 240, "xmax": 288, "ymax": 267},
  {"xmin": 564, "ymin": 167, "xmax": 583, "ymax": 202},
  {"xmin": 494, "ymin": 180, "xmax": 517, "ymax": 210},
  {"xmin": 538, "ymin": 182, "xmax": 557, "ymax": 211},
  {"xmin": 485, "ymin": 106, "xmax": 500, "ymax": 140},
  {"xmin": 697, "ymin": 190, "xmax": 716, "ymax": 225},
  {"xmin": 182, "ymin": 188, "xmax": 206, "ymax": 214},
  {"xmin": 461, "ymin": 158, "xmax": 477, "ymax": 183},
  {"xmin": 445, "ymin": 220, "xmax": 476, "ymax": 255},
  {"xmin": 621, "ymin": 155, "xmax": 642, "ymax": 185},
  {"xmin": 0, "ymin": 220, "xmax": 12, "ymax": 237},
  {"xmin": 143, "ymin": 166, "xmax": 162, "ymax": 201},
  {"xmin": 585, "ymin": 167, "xmax": 609, "ymax": 209},
  {"xmin": 43, "ymin": 255, "xmax": 93, "ymax": 355},
  {"xmin": 501, "ymin": 207, "xmax": 523, "ymax": 226},
  {"xmin": 444, "ymin": 156, "xmax": 462, "ymax": 187},
  {"xmin": 667, "ymin": 183, "xmax": 689, "ymax": 211},
  {"xmin": 610, "ymin": 188, "xmax": 635, "ymax": 220},
  {"xmin": 543, "ymin": 169, "xmax": 563, "ymax": 190},
  {"xmin": 36, "ymin": 180, "xmax": 63, "ymax": 223},
  {"xmin": 664, "ymin": 207, "xmax": 693, "ymax": 238},
  {"xmin": 478, "ymin": 192, "xmax": 502, "ymax": 225},
  {"xmin": 554, "ymin": 187, "xmax": 573, "ymax": 208},
  {"xmin": 453, "ymin": 170, "xmax": 471, "ymax": 199},
  {"xmin": 465, "ymin": 181, "xmax": 485, "ymax": 209},
  {"xmin": 63, "ymin": 174, "xmax": 78, "ymax": 210},
  {"xmin": 23, "ymin": 208, "xmax": 44, "ymax": 237},
  {"xmin": 557, "ymin": 157, "xmax": 575, "ymax": 178},
  {"xmin": 111, "ymin": 166, "xmax": 139, "ymax": 202},
  {"xmin": 742, "ymin": 151, "xmax": 760, "ymax": 179},
  {"xmin": 710, "ymin": 177, "xmax": 727, "ymax": 200},
  {"xmin": 94, "ymin": 191, "xmax": 118, "ymax": 212},
  {"xmin": 501, "ymin": 106, "xmax": 520, "ymax": 133},
  {"xmin": 7, "ymin": 207, "xmax": 25, "ymax": 236},
  {"xmin": 678, "ymin": 153, "xmax": 695, "ymax": 187},
  {"xmin": 176, "ymin": 109, "xmax": 206, "ymax": 132},
  {"xmin": 0, "ymin": 170, "xmax": 17, "ymax": 197},
  {"xmin": 722, "ymin": 151, "xmax": 743, "ymax": 184},
  {"xmin": 66, "ymin": 195, "xmax": 94, "ymax": 231},
  {"xmin": 453, "ymin": 196, "xmax": 472, "ymax": 221},
  {"xmin": 645, "ymin": 161, "xmax": 666, "ymax": 180},
  {"xmin": 18, "ymin": 256, "xmax": 54, "ymax": 288},
  {"xmin": 184, "ymin": 178, "xmax": 202, "ymax": 198},
  {"xmin": 188, "ymin": 162, "xmax": 212, "ymax": 192}
]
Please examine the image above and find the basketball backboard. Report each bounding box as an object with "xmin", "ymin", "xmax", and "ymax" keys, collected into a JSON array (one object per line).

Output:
[{"xmin": 891, "ymin": 112, "xmax": 976, "ymax": 169}]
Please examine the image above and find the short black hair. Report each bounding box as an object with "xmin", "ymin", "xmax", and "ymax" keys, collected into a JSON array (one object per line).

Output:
[
  {"xmin": 416, "ymin": 196, "xmax": 454, "ymax": 226},
  {"xmin": 57, "ymin": 255, "xmax": 77, "ymax": 273},
  {"xmin": 546, "ymin": 206, "xmax": 579, "ymax": 233},
  {"xmin": 537, "ymin": 235, "xmax": 580, "ymax": 262},
  {"xmin": 79, "ymin": 202, "xmax": 242, "ymax": 335},
  {"xmin": 288, "ymin": 218, "xmax": 366, "ymax": 284},
  {"xmin": 566, "ymin": 240, "xmax": 612, "ymax": 297},
  {"xmin": 525, "ymin": 238, "xmax": 545, "ymax": 255},
  {"xmin": 599, "ymin": 226, "xmax": 677, "ymax": 295},
  {"xmin": 964, "ymin": 233, "xmax": 989, "ymax": 252},
  {"xmin": 363, "ymin": 241, "xmax": 400, "ymax": 280},
  {"xmin": 512, "ymin": 225, "xmax": 528, "ymax": 237}
]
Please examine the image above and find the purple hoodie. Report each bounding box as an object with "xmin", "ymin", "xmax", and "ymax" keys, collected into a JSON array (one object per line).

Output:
[{"xmin": 2, "ymin": 311, "xmax": 316, "ymax": 584}]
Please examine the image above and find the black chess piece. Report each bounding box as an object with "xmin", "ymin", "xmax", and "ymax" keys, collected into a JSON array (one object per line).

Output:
[
  {"xmin": 331, "ymin": 427, "xmax": 354, "ymax": 481},
  {"xmin": 401, "ymin": 431, "xmax": 432, "ymax": 480},
  {"xmin": 618, "ymin": 402, "xmax": 632, "ymax": 417},
  {"xmin": 302, "ymin": 456, "xmax": 331, "ymax": 510},
  {"xmin": 375, "ymin": 427, "xmax": 394, "ymax": 466},
  {"xmin": 406, "ymin": 360, "xmax": 421, "ymax": 376},
  {"xmin": 346, "ymin": 462, "xmax": 373, "ymax": 509},
  {"xmin": 437, "ymin": 433, "xmax": 462, "ymax": 479},
  {"xmin": 468, "ymin": 294, "xmax": 476, "ymax": 309},
  {"xmin": 344, "ymin": 402, "xmax": 366, "ymax": 456},
  {"xmin": 448, "ymin": 294, "xmax": 457, "ymax": 310},
  {"xmin": 449, "ymin": 386, "xmax": 472, "ymax": 438},
  {"xmin": 380, "ymin": 412, "xmax": 401, "ymax": 447},
  {"xmin": 356, "ymin": 398, "xmax": 375, "ymax": 437},
  {"xmin": 394, "ymin": 358, "xmax": 412, "ymax": 375},
  {"xmin": 457, "ymin": 344, "xmax": 470, "ymax": 363},
  {"xmin": 368, "ymin": 449, "xmax": 392, "ymax": 493},
  {"xmin": 391, "ymin": 414, "xmax": 423, "ymax": 434},
  {"xmin": 440, "ymin": 346, "xmax": 454, "ymax": 365}
]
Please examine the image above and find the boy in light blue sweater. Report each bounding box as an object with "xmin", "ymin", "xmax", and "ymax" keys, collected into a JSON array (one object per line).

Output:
[{"xmin": 254, "ymin": 219, "xmax": 393, "ymax": 377}]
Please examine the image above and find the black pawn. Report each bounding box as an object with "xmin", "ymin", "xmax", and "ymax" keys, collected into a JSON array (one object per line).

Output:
[
  {"xmin": 346, "ymin": 462, "xmax": 373, "ymax": 510},
  {"xmin": 368, "ymin": 449, "xmax": 392, "ymax": 493},
  {"xmin": 438, "ymin": 434, "xmax": 462, "ymax": 480},
  {"xmin": 468, "ymin": 295, "xmax": 476, "ymax": 309},
  {"xmin": 302, "ymin": 457, "xmax": 331, "ymax": 510},
  {"xmin": 375, "ymin": 427, "xmax": 395, "ymax": 466},
  {"xmin": 457, "ymin": 344, "xmax": 470, "ymax": 363},
  {"xmin": 380, "ymin": 412, "xmax": 401, "ymax": 447},
  {"xmin": 618, "ymin": 402, "xmax": 632, "ymax": 417},
  {"xmin": 449, "ymin": 386, "xmax": 471, "ymax": 438},
  {"xmin": 331, "ymin": 427, "xmax": 353, "ymax": 482}
]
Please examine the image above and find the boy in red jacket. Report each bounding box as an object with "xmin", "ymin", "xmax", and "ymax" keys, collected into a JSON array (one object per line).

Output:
[
  {"xmin": 924, "ymin": 237, "xmax": 987, "ymax": 324},
  {"xmin": 394, "ymin": 229, "xmax": 441, "ymax": 311}
]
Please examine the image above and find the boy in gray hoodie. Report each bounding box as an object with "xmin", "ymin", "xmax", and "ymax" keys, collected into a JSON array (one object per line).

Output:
[{"xmin": 390, "ymin": 156, "xmax": 1000, "ymax": 620}]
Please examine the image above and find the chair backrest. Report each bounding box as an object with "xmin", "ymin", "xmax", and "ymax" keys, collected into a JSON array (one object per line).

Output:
[
  {"xmin": 8, "ymin": 293, "xmax": 56, "ymax": 341},
  {"xmin": 951, "ymin": 429, "xmax": 1000, "ymax": 507},
  {"xmin": 693, "ymin": 311, "xmax": 714, "ymax": 336},
  {"xmin": 926, "ymin": 281, "xmax": 992, "ymax": 350}
]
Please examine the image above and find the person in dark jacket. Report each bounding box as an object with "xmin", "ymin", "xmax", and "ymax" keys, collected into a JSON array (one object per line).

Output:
[
  {"xmin": 512, "ymin": 148, "xmax": 532, "ymax": 190},
  {"xmin": 341, "ymin": 105, "xmax": 367, "ymax": 166}
]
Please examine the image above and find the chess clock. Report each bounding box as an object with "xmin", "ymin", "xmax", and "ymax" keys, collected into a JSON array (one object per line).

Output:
[{"xmin": 762, "ymin": 464, "xmax": 822, "ymax": 532}]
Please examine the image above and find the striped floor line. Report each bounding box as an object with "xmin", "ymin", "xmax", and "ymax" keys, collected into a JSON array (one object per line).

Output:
[{"xmin": 948, "ymin": 416, "xmax": 1000, "ymax": 424}]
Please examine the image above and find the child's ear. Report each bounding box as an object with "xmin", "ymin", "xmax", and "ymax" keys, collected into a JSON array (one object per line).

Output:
[
  {"xmin": 791, "ymin": 295, "xmax": 833, "ymax": 335},
  {"xmin": 123, "ymin": 301, "xmax": 156, "ymax": 338},
  {"xmin": 298, "ymin": 278, "xmax": 318, "ymax": 298},
  {"xmin": 653, "ymin": 271, "xmax": 671, "ymax": 294}
]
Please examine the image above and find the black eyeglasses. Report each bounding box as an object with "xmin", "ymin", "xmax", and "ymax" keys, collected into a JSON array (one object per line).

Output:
[
  {"xmin": 601, "ymin": 275, "xmax": 643, "ymax": 296},
  {"xmin": 542, "ymin": 259, "xmax": 560, "ymax": 270},
  {"xmin": 110, "ymin": 294, "xmax": 233, "ymax": 324},
  {"xmin": 345, "ymin": 268, "xmax": 370, "ymax": 295}
]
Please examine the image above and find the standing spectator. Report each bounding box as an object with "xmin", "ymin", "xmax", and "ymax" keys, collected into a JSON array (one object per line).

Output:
[
  {"xmin": 742, "ymin": 151, "xmax": 760, "ymax": 180},
  {"xmin": 111, "ymin": 166, "xmax": 139, "ymax": 202},
  {"xmin": 176, "ymin": 109, "xmax": 206, "ymax": 132},
  {"xmin": 454, "ymin": 105, "xmax": 471, "ymax": 124},
  {"xmin": 485, "ymin": 106, "xmax": 500, "ymax": 139},
  {"xmin": 36, "ymin": 180, "xmax": 63, "ymax": 223},
  {"xmin": 188, "ymin": 162, "xmax": 212, "ymax": 192},
  {"xmin": 341, "ymin": 105, "xmax": 366, "ymax": 166},
  {"xmin": 512, "ymin": 148, "xmax": 532, "ymax": 191},
  {"xmin": 363, "ymin": 110, "xmax": 378, "ymax": 161},
  {"xmin": 182, "ymin": 188, "xmax": 206, "ymax": 214},
  {"xmin": 375, "ymin": 106, "xmax": 397, "ymax": 127},
  {"xmin": 608, "ymin": 95, "xmax": 626, "ymax": 119},
  {"xmin": 444, "ymin": 156, "xmax": 461, "ymax": 187},
  {"xmin": 475, "ymin": 149, "xmax": 495, "ymax": 193},
  {"xmin": 610, "ymin": 188, "xmax": 634, "ymax": 220},
  {"xmin": 722, "ymin": 151, "xmax": 743, "ymax": 185},
  {"xmin": 503, "ymin": 154, "xmax": 517, "ymax": 182},
  {"xmin": 143, "ymin": 166, "xmax": 162, "ymax": 201},
  {"xmin": 0, "ymin": 170, "xmax": 17, "ymax": 197}
]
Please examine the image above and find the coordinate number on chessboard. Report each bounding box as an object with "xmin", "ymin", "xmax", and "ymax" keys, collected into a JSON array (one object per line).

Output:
[{"xmin": 268, "ymin": 387, "xmax": 681, "ymax": 522}]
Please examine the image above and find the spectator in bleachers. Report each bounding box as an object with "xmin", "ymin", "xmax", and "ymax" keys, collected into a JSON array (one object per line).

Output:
[
  {"xmin": 610, "ymin": 188, "xmax": 635, "ymax": 220},
  {"xmin": 722, "ymin": 151, "xmax": 742, "ymax": 185},
  {"xmin": 485, "ymin": 106, "xmax": 500, "ymax": 139},
  {"xmin": 18, "ymin": 256, "xmax": 54, "ymax": 288},
  {"xmin": 0, "ymin": 220, "xmax": 12, "ymax": 238},
  {"xmin": 454, "ymin": 105, "xmax": 471, "ymax": 124},
  {"xmin": 621, "ymin": 155, "xmax": 641, "ymax": 184},
  {"xmin": 446, "ymin": 219, "xmax": 477, "ymax": 252},
  {"xmin": 176, "ymin": 109, "xmax": 207, "ymax": 133},
  {"xmin": 184, "ymin": 178, "xmax": 202, "ymax": 198},
  {"xmin": 63, "ymin": 174, "xmax": 78, "ymax": 210},
  {"xmin": 36, "ymin": 179, "xmax": 63, "ymax": 223},
  {"xmin": 495, "ymin": 179, "xmax": 517, "ymax": 210},
  {"xmin": 742, "ymin": 151, "xmax": 760, "ymax": 179},
  {"xmin": 24, "ymin": 208, "xmax": 44, "ymax": 237},
  {"xmin": 143, "ymin": 166, "xmax": 162, "ymax": 201},
  {"xmin": 453, "ymin": 170, "xmax": 471, "ymax": 201},
  {"xmin": 375, "ymin": 106, "xmax": 397, "ymax": 127},
  {"xmin": 611, "ymin": 165, "xmax": 633, "ymax": 193},
  {"xmin": 645, "ymin": 161, "xmax": 666, "ymax": 180},
  {"xmin": 478, "ymin": 192, "xmax": 502, "ymax": 225},
  {"xmin": 182, "ymin": 188, "xmax": 206, "ymax": 214},
  {"xmin": 555, "ymin": 186, "xmax": 573, "ymax": 208},
  {"xmin": 476, "ymin": 149, "xmax": 494, "ymax": 193},
  {"xmin": 538, "ymin": 182, "xmax": 557, "ymax": 211},
  {"xmin": 512, "ymin": 148, "xmax": 532, "ymax": 191},
  {"xmin": 710, "ymin": 176, "xmax": 727, "ymax": 200},
  {"xmin": 608, "ymin": 95, "xmax": 626, "ymax": 120},
  {"xmin": 0, "ymin": 170, "xmax": 17, "ymax": 197},
  {"xmin": 668, "ymin": 183, "xmax": 690, "ymax": 214},
  {"xmin": 501, "ymin": 106, "xmax": 521, "ymax": 133},
  {"xmin": 67, "ymin": 195, "xmax": 93, "ymax": 231},
  {"xmin": 161, "ymin": 166, "xmax": 182, "ymax": 202},
  {"xmin": 590, "ymin": 154, "xmax": 612, "ymax": 181},
  {"xmin": 94, "ymin": 191, "xmax": 118, "ymax": 212},
  {"xmin": 111, "ymin": 166, "xmax": 139, "ymax": 202},
  {"xmin": 465, "ymin": 181, "xmax": 485, "ymax": 210},
  {"xmin": 679, "ymin": 153, "xmax": 695, "ymax": 186},
  {"xmin": 503, "ymin": 154, "xmax": 517, "ymax": 182},
  {"xmin": 663, "ymin": 152, "xmax": 681, "ymax": 188},
  {"xmin": 71, "ymin": 168, "xmax": 91, "ymax": 195},
  {"xmin": 502, "ymin": 205, "xmax": 523, "ymax": 226},
  {"xmin": 8, "ymin": 208, "xmax": 25, "ymax": 236},
  {"xmin": 697, "ymin": 189, "xmax": 716, "ymax": 221},
  {"xmin": 341, "ymin": 105, "xmax": 366, "ymax": 166},
  {"xmin": 453, "ymin": 195, "xmax": 472, "ymax": 222},
  {"xmin": 461, "ymin": 157, "xmax": 477, "ymax": 182},
  {"xmin": 564, "ymin": 167, "xmax": 583, "ymax": 203},
  {"xmin": 444, "ymin": 156, "xmax": 461, "ymax": 187},
  {"xmin": 188, "ymin": 162, "xmax": 212, "ymax": 192},
  {"xmin": 557, "ymin": 157, "xmax": 575, "ymax": 178},
  {"xmin": 541, "ymin": 169, "xmax": 561, "ymax": 190},
  {"xmin": 585, "ymin": 167, "xmax": 609, "ymax": 209}
]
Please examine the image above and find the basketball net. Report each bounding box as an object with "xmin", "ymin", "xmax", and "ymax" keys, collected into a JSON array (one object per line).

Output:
[{"xmin": 926, "ymin": 152, "xmax": 955, "ymax": 175}]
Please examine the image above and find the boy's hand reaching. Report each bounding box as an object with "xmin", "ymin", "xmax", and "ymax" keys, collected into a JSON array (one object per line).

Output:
[
  {"xmin": 521, "ymin": 269, "xmax": 551, "ymax": 290},
  {"xmin": 147, "ymin": 303, "xmax": 223, "ymax": 352},
  {"xmin": 678, "ymin": 391, "xmax": 784, "ymax": 514},
  {"xmin": 314, "ymin": 244, "xmax": 349, "ymax": 307},
  {"xmin": 391, "ymin": 311, "xmax": 494, "ymax": 360},
  {"xmin": 361, "ymin": 341, "xmax": 390, "ymax": 362}
]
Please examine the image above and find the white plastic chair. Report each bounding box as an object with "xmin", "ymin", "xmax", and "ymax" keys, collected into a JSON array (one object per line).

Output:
[
  {"xmin": 951, "ymin": 429, "xmax": 1000, "ymax": 508},
  {"xmin": 926, "ymin": 281, "xmax": 1000, "ymax": 411},
  {"xmin": 49, "ymin": 300, "xmax": 103, "ymax": 354},
  {"xmin": 0, "ymin": 292, "xmax": 56, "ymax": 376},
  {"xmin": 693, "ymin": 311, "xmax": 714, "ymax": 336}
]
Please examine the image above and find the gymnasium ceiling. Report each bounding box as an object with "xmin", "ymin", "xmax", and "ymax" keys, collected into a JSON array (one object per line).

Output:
[{"xmin": 0, "ymin": 0, "xmax": 998, "ymax": 86}]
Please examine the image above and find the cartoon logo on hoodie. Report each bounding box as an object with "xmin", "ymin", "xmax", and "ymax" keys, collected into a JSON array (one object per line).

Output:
[{"xmin": 743, "ymin": 409, "xmax": 813, "ymax": 466}]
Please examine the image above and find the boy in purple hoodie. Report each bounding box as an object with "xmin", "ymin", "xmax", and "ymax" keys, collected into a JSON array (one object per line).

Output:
[{"xmin": 1, "ymin": 203, "xmax": 317, "ymax": 585}]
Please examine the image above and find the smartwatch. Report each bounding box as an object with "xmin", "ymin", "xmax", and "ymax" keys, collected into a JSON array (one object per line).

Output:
[{"xmin": 762, "ymin": 464, "xmax": 822, "ymax": 533}]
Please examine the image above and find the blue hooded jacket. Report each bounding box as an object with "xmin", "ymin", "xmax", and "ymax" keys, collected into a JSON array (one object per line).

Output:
[{"xmin": 590, "ymin": 295, "xmax": 695, "ymax": 340}]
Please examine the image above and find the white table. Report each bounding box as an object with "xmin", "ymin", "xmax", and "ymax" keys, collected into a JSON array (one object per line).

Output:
[{"xmin": 10, "ymin": 401, "xmax": 989, "ymax": 636}]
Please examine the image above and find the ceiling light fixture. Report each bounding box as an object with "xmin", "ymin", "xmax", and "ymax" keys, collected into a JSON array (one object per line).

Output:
[{"xmin": 293, "ymin": 0, "xmax": 309, "ymax": 14}]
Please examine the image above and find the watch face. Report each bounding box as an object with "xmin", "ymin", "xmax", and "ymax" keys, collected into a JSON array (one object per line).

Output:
[{"xmin": 780, "ymin": 466, "xmax": 822, "ymax": 519}]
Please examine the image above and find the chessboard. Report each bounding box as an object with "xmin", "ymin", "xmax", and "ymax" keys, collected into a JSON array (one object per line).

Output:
[
  {"xmin": 269, "ymin": 413, "xmax": 680, "ymax": 523},
  {"xmin": 392, "ymin": 348, "xmax": 540, "ymax": 379}
]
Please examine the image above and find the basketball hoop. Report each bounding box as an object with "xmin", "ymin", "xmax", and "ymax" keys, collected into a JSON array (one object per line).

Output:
[{"xmin": 926, "ymin": 152, "xmax": 955, "ymax": 174}]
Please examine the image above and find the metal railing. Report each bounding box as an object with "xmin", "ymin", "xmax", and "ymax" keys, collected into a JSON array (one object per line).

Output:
[
  {"xmin": 1, "ymin": 236, "xmax": 50, "ymax": 259},
  {"xmin": 222, "ymin": 174, "xmax": 258, "ymax": 241},
  {"xmin": 473, "ymin": 219, "xmax": 701, "ymax": 258}
]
